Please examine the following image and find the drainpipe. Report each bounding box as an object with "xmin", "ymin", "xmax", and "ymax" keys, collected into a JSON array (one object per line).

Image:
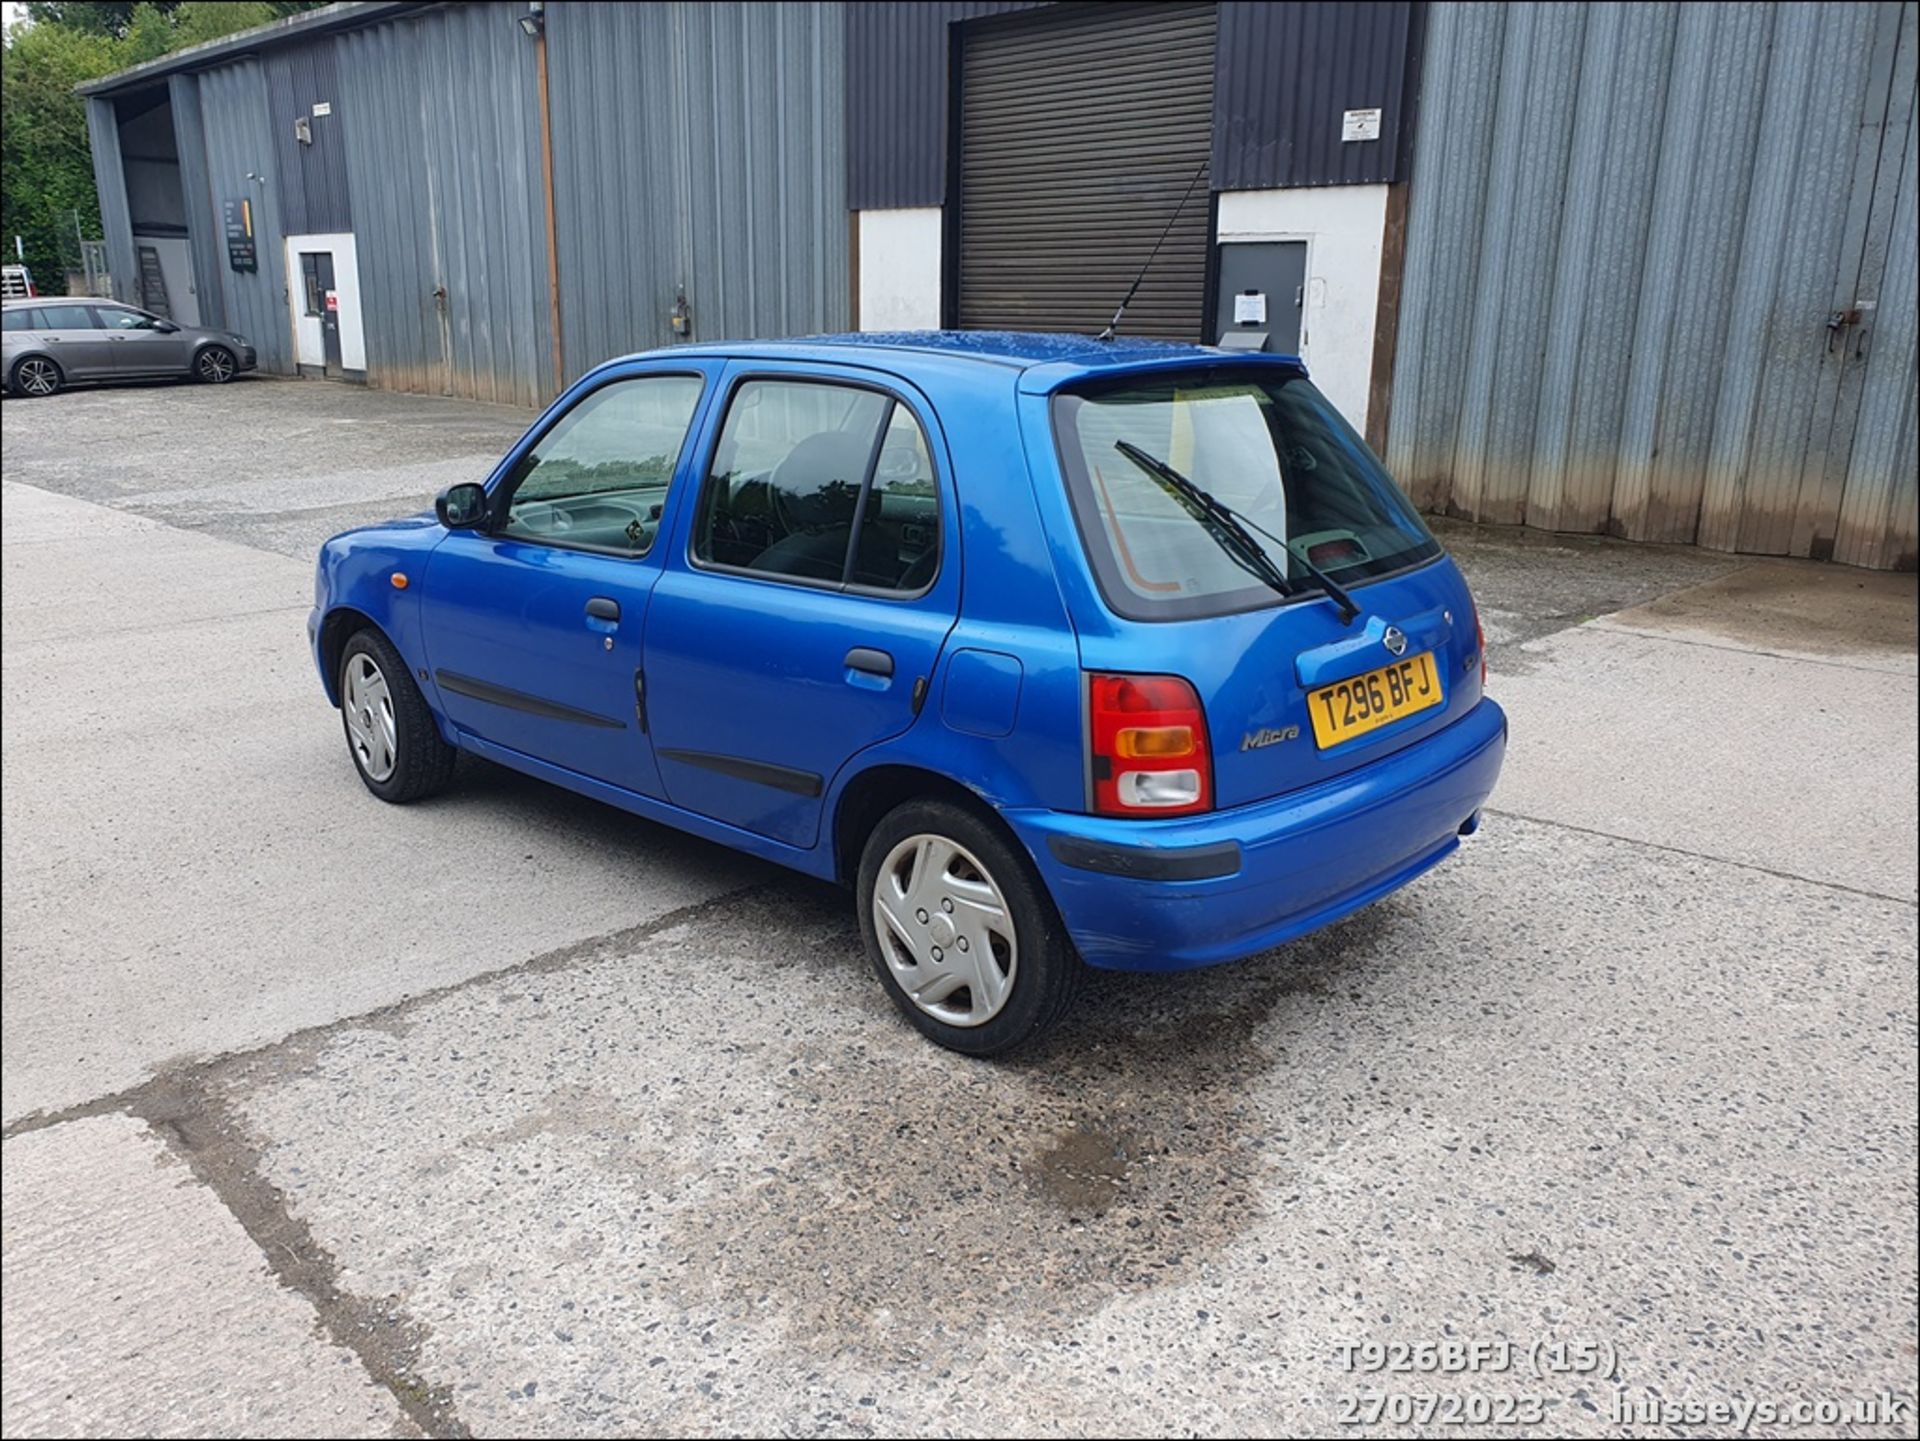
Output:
[{"xmin": 530, "ymin": 1, "xmax": 565, "ymax": 396}]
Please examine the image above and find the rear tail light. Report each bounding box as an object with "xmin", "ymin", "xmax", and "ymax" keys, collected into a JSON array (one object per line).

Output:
[
  {"xmin": 1088, "ymin": 673, "xmax": 1212, "ymax": 817},
  {"xmin": 1475, "ymin": 609, "xmax": 1488, "ymax": 687}
]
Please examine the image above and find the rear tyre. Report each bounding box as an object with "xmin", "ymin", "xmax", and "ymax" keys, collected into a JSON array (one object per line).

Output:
[
  {"xmin": 337, "ymin": 628, "xmax": 457, "ymax": 803},
  {"xmin": 9, "ymin": 355, "xmax": 63, "ymax": 398},
  {"xmin": 857, "ymin": 797, "xmax": 1082, "ymax": 1056},
  {"xmin": 194, "ymin": 345, "xmax": 237, "ymax": 384}
]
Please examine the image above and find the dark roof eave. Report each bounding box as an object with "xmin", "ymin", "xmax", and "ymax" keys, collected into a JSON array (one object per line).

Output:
[{"xmin": 74, "ymin": 1, "xmax": 429, "ymax": 98}]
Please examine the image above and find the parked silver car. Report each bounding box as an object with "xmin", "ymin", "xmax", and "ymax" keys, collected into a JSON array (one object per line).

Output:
[{"xmin": 2, "ymin": 298, "xmax": 256, "ymax": 398}]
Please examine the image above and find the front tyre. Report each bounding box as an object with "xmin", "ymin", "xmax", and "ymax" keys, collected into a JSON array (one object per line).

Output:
[
  {"xmin": 194, "ymin": 344, "xmax": 237, "ymax": 384},
  {"xmin": 337, "ymin": 628, "xmax": 456, "ymax": 803},
  {"xmin": 857, "ymin": 798, "xmax": 1082, "ymax": 1056}
]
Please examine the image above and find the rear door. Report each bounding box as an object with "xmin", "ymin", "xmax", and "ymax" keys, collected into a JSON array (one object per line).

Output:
[
  {"xmin": 417, "ymin": 362, "xmax": 720, "ymax": 797},
  {"xmin": 95, "ymin": 305, "xmax": 192, "ymax": 375},
  {"xmin": 30, "ymin": 303, "xmax": 114, "ymax": 379},
  {"xmin": 643, "ymin": 363, "xmax": 960, "ymax": 849}
]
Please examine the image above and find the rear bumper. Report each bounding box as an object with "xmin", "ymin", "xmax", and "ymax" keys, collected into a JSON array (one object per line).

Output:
[{"xmin": 1004, "ymin": 698, "xmax": 1507, "ymax": 972}]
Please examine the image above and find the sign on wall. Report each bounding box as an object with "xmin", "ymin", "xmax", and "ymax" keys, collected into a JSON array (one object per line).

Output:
[
  {"xmin": 1341, "ymin": 108, "xmax": 1382, "ymax": 143},
  {"xmin": 222, "ymin": 197, "xmax": 257, "ymax": 273}
]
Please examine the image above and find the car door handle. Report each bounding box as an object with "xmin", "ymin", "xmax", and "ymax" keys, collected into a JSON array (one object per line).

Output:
[
  {"xmin": 844, "ymin": 646, "xmax": 893, "ymax": 677},
  {"xmin": 585, "ymin": 597, "xmax": 620, "ymax": 622}
]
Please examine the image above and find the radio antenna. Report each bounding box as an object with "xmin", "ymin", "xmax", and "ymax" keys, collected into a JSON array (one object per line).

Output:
[{"xmin": 1098, "ymin": 160, "xmax": 1208, "ymax": 341}]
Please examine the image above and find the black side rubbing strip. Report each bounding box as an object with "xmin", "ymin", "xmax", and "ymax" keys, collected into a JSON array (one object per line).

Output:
[
  {"xmin": 658, "ymin": 748, "xmax": 823, "ymax": 797},
  {"xmin": 1047, "ymin": 835, "xmax": 1242, "ymax": 882},
  {"xmin": 435, "ymin": 670, "xmax": 627, "ymax": 730}
]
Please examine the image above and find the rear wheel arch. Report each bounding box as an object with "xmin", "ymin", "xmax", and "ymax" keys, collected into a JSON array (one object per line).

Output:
[
  {"xmin": 831, "ymin": 764, "xmax": 1012, "ymax": 886},
  {"xmin": 9, "ymin": 352, "xmax": 63, "ymax": 397}
]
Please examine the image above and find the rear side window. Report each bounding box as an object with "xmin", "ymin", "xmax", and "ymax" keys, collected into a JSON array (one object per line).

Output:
[
  {"xmin": 1, "ymin": 310, "xmax": 28, "ymax": 332},
  {"xmin": 33, "ymin": 304, "xmax": 97, "ymax": 330},
  {"xmin": 692, "ymin": 379, "xmax": 940, "ymax": 593},
  {"xmin": 1052, "ymin": 370, "xmax": 1441, "ymax": 621}
]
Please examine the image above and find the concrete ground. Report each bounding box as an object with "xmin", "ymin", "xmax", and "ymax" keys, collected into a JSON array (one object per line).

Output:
[{"xmin": 3, "ymin": 377, "xmax": 1915, "ymax": 1438}]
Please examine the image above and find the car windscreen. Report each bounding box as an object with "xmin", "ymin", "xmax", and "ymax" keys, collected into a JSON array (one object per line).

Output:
[{"xmin": 1051, "ymin": 369, "xmax": 1442, "ymax": 621}]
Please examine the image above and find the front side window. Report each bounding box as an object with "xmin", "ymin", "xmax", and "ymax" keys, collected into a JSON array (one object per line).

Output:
[
  {"xmin": 34, "ymin": 304, "xmax": 96, "ymax": 331},
  {"xmin": 1052, "ymin": 370, "xmax": 1441, "ymax": 620},
  {"xmin": 498, "ymin": 374, "xmax": 705, "ymax": 555},
  {"xmin": 96, "ymin": 307, "xmax": 157, "ymax": 331},
  {"xmin": 692, "ymin": 379, "xmax": 940, "ymax": 592}
]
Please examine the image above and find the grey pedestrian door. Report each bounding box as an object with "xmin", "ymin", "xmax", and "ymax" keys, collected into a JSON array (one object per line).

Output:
[
  {"xmin": 1213, "ymin": 241, "xmax": 1307, "ymax": 355},
  {"xmin": 314, "ymin": 251, "xmax": 344, "ymax": 380}
]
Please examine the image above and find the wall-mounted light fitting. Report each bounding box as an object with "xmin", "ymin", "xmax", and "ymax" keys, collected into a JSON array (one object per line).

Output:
[{"xmin": 517, "ymin": 1, "xmax": 545, "ymax": 37}]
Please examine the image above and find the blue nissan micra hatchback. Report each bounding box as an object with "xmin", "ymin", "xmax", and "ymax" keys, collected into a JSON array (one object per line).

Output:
[{"xmin": 311, "ymin": 333, "xmax": 1506, "ymax": 1053}]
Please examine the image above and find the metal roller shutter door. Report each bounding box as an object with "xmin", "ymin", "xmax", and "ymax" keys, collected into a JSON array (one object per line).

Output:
[{"xmin": 957, "ymin": 2, "xmax": 1217, "ymax": 339}]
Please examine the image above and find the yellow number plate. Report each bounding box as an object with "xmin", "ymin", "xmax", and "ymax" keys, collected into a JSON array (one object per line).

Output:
[{"xmin": 1308, "ymin": 651, "xmax": 1444, "ymax": 748}]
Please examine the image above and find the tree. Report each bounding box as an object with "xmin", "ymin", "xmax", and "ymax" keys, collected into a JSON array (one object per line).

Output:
[
  {"xmin": 25, "ymin": 2, "xmax": 323, "ymax": 38},
  {"xmin": 1, "ymin": 19, "xmax": 120, "ymax": 290}
]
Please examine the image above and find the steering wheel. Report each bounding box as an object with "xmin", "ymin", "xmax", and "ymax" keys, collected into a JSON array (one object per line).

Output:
[{"xmin": 512, "ymin": 499, "xmax": 572, "ymax": 534}]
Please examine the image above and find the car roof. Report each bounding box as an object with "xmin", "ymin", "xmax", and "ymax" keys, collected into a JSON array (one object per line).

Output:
[{"xmin": 648, "ymin": 330, "xmax": 1305, "ymax": 388}]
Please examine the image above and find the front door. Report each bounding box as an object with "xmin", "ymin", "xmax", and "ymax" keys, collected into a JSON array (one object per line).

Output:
[
  {"xmin": 417, "ymin": 364, "xmax": 718, "ymax": 797},
  {"xmin": 96, "ymin": 303, "xmax": 191, "ymax": 374},
  {"xmin": 644, "ymin": 365, "xmax": 960, "ymax": 850}
]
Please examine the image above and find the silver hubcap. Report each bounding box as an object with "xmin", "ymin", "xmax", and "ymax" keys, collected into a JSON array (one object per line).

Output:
[
  {"xmin": 342, "ymin": 654, "xmax": 398, "ymax": 782},
  {"xmin": 17, "ymin": 359, "xmax": 57, "ymax": 395},
  {"xmin": 199, "ymin": 349, "xmax": 234, "ymax": 382},
  {"xmin": 872, "ymin": 833, "xmax": 1018, "ymax": 1028}
]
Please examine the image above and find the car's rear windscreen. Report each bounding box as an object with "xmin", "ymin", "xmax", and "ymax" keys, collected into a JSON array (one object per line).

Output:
[{"xmin": 1051, "ymin": 369, "xmax": 1441, "ymax": 621}]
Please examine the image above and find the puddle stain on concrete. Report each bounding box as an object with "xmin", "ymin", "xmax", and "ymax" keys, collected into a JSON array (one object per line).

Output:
[{"xmin": 644, "ymin": 895, "xmax": 1398, "ymax": 1361}]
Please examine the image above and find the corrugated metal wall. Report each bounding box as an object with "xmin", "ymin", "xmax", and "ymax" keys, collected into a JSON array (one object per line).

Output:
[
  {"xmin": 266, "ymin": 42, "xmax": 353, "ymax": 235},
  {"xmin": 1388, "ymin": 0, "xmax": 1919, "ymax": 568},
  {"xmin": 167, "ymin": 74, "xmax": 228, "ymax": 331},
  {"xmin": 547, "ymin": 1, "xmax": 848, "ymax": 379},
  {"xmin": 85, "ymin": 97, "xmax": 138, "ymax": 301},
  {"xmin": 1836, "ymin": 73, "xmax": 1919, "ymax": 569},
  {"xmin": 334, "ymin": 5, "xmax": 554, "ymax": 406},
  {"xmin": 191, "ymin": 60, "xmax": 295, "ymax": 375},
  {"xmin": 1213, "ymin": 1, "xmax": 1423, "ymax": 189},
  {"xmin": 845, "ymin": 1, "xmax": 1042, "ymax": 210},
  {"xmin": 847, "ymin": 1, "xmax": 1424, "ymax": 205}
]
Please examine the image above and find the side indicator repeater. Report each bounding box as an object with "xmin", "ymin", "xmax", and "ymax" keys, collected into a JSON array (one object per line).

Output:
[{"xmin": 391, "ymin": 572, "xmax": 409, "ymax": 589}]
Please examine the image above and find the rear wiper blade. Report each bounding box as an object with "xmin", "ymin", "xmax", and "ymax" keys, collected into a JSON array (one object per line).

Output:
[
  {"xmin": 1112, "ymin": 440, "xmax": 1294, "ymax": 602},
  {"xmin": 1112, "ymin": 440, "xmax": 1360, "ymax": 625}
]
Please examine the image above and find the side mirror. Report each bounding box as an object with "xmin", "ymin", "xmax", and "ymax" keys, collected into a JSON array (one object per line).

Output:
[
  {"xmin": 435, "ymin": 482, "xmax": 489, "ymax": 530},
  {"xmin": 153, "ymin": 320, "xmax": 179, "ymax": 333}
]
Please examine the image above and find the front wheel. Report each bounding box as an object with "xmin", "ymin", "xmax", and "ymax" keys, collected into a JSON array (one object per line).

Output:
[
  {"xmin": 194, "ymin": 345, "xmax": 237, "ymax": 384},
  {"xmin": 857, "ymin": 798, "xmax": 1082, "ymax": 1056},
  {"xmin": 337, "ymin": 628, "xmax": 456, "ymax": 802}
]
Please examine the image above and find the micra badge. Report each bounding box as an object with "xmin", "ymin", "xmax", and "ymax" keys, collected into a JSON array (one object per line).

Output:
[{"xmin": 1240, "ymin": 724, "xmax": 1300, "ymax": 751}]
